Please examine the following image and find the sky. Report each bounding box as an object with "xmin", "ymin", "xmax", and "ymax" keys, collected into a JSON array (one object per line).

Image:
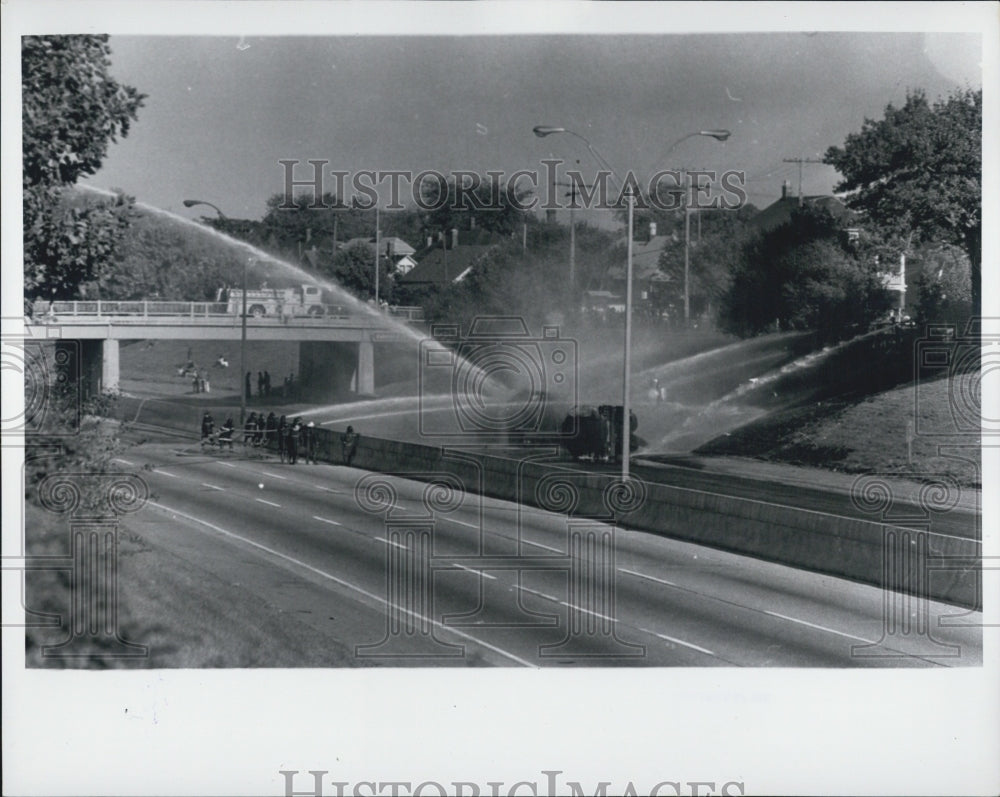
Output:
[{"xmin": 86, "ymin": 30, "xmax": 983, "ymax": 228}]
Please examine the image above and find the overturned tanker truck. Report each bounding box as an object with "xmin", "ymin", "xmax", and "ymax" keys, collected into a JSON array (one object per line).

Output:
[{"xmin": 560, "ymin": 404, "xmax": 640, "ymax": 463}]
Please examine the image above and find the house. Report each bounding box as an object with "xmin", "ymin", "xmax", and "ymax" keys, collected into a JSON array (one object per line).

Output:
[
  {"xmin": 397, "ymin": 228, "xmax": 504, "ymax": 287},
  {"xmin": 340, "ymin": 236, "xmax": 417, "ymax": 275},
  {"xmin": 605, "ymin": 222, "xmax": 677, "ymax": 302},
  {"xmin": 749, "ymin": 180, "xmax": 854, "ymax": 234}
]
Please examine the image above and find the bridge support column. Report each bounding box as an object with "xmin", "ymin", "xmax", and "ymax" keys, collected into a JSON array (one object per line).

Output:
[
  {"xmin": 357, "ymin": 340, "xmax": 375, "ymax": 397},
  {"xmin": 101, "ymin": 339, "xmax": 120, "ymax": 393},
  {"xmin": 58, "ymin": 340, "xmax": 102, "ymax": 402}
]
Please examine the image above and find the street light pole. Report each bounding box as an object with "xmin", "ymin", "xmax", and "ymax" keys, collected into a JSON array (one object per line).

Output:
[
  {"xmin": 532, "ymin": 126, "xmax": 730, "ymax": 481},
  {"xmin": 623, "ymin": 188, "xmax": 635, "ymax": 479},
  {"xmin": 684, "ymin": 178, "xmax": 692, "ymax": 323},
  {"xmin": 240, "ymin": 258, "xmax": 250, "ymax": 427},
  {"xmin": 374, "ymin": 205, "xmax": 380, "ymax": 307},
  {"xmin": 183, "ymin": 198, "xmax": 248, "ymax": 424}
]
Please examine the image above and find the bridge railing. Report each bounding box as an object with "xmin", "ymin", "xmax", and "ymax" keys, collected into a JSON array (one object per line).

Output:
[{"xmin": 32, "ymin": 300, "xmax": 425, "ymax": 324}]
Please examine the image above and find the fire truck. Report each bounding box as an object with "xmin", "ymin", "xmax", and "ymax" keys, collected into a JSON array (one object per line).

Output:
[{"xmin": 217, "ymin": 284, "xmax": 327, "ymax": 318}]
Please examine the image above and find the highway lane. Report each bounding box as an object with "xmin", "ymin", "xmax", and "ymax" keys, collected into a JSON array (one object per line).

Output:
[{"xmin": 113, "ymin": 443, "xmax": 983, "ymax": 667}]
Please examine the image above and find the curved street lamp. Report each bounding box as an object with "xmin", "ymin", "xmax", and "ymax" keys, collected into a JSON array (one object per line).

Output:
[
  {"xmin": 532, "ymin": 125, "xmax": 731, "ymax": 481},
  {"xmin": 182, "ymin": 198, "xmax": 228, "ymax": 220}
]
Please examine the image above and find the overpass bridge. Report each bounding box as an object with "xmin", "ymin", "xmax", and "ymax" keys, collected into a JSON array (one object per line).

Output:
[{"xmin": 29, "ymin": 300, "xmax": 424, "ymax": 399}]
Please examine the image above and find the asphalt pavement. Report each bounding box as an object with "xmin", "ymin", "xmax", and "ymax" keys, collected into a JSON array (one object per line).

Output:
[{"xmin": 108, "ymin": 442, "xmax": 984, "ymax": 667}]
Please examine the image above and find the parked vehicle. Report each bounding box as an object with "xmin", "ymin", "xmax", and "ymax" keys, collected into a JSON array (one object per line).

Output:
[{"xmin": 217, "ymin": 284, "xmax": 326, "ymax": 318}]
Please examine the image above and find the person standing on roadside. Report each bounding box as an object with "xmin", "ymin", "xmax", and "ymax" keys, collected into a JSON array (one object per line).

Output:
[
  {"xmin": 265, "ymin": 412, "xmax": 277, "ymax": 451},
  {"xmin": 245, "ymin": 371, "xmax": 252, "ymax": 401},
  {"xmin": 288, "ymin": 416, "xmax": 302, "ymax": 464},
  {"xmin": 201, "ymin": 411, "xmax": 214, "ymax": 446},
  {"xmin": 220, "ymin": 416, "xmax": 235, "ymax": 451},
  {"xmin": 277, "ymin": 415, "xmax": 288, "ymax": 463},
  {"xmin": 305, "ymin": 421, "xmax": 319, "ymax": 464},
  {"xmin": 341, "ymin": 425, "xmax": 359, "ymax": 467},
  {"xmin": 244, "ymin": 412, "xmax": 257, "ymax": 448},
  {"xmin": 255, "ymin": 412, "xmax": 266, "ymax": 446}
]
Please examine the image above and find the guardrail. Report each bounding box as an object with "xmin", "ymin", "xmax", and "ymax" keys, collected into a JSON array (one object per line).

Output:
[{"xmin": 32, "ymin": 300, "xmax": 425, "ymax": 323}]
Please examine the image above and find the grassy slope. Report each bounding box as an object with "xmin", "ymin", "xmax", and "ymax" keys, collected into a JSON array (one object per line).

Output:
[{"xmin": 697, "ymin": 373, "xmax": 981, "ymax": 487}]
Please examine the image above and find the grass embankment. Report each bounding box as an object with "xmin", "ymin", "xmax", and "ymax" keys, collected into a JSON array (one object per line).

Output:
[
  {"xmin": 23, "ymin": 502, "xmax": 362, "ymax": 668},
  {"xmin": 697, "ymin": 373, "xmax": 981, "ymax": 487}
]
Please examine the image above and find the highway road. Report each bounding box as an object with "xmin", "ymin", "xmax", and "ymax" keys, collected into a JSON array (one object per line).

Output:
[{"xmin": 110, "ymin": 441, "xmax": 983, "ymax": 668}]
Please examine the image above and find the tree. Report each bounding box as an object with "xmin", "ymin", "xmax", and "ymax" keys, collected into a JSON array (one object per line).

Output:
[
  {"xmin": 657, "ymin": 204, "xmax": 758, "ymax": 321},
  {"xmin": 824, "ymin": 88, "xmax": 982, "ymax": 314},
  {"xmin": 420, "ymin": 174, "xmax": 531, "ymax": 236},
  {"xmin": 22, "ymin": 35, "xmax": 146, "ymax": 300},
  {"xmin": 911, "ymin": 243, "xmax": 973, "ymax": 325},
  {"xmin": 718, "ymin": 204, "xmax": 890, "ymax": 339}
]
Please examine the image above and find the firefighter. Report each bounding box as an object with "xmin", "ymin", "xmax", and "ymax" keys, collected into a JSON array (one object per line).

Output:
[
  {"xmin": 254, "ymin": 412, "xmax": 265, "ymax": 446},
  {"xmin": 305, "ymin": 421, "xmax": 318, "ymax": 464},
  {"xmin": 277, "ymin": 415, "xmax": 288, "ymax": 463},
  {"xmin": 265, "ymin": 412, "xmax": 277, "ymax": 451},
  {"xmin": 219, "ymin": 417, "xmax": 235, "ymax": 451},
  {"xmin": 201, "ymin": 412, "xmax": 214, "ymax": 446},
  {"xmin": 341, "ymin": 425, "xmax": 359, "ymax": 467},
  {"xmin": 288, "ymin": 417, "xmax": 303, "ymax": 464},
  {"xmin": 244, "ymin": 412, "xmax": 257, "ymax": 448}
]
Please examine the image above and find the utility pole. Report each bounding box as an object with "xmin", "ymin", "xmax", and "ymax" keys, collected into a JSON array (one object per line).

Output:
[
  {"xmin": 782, "ymin": 156, "xmax": 825, "ymax": 204},
  {"xmin": 555, "ymin": 176, "xmax": 597, "ymax": 299},
  {"xmin": 374, "ymin": 206, "xmax": 380, "ymax": 306}
]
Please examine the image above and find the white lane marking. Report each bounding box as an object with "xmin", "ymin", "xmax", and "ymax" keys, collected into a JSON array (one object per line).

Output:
[
  {"xmin": 316, "ymin": 485, "xmax": 344, "ymax": 494},
  {"xmin": 375, "ymin": 536, "xmax": 408, "ymax": 550},
  {"xmin": 152, "ymin": 469, "xmax": 179, "ymax": 478},
  {"xmin": 516, "ymin": 585, "xmax": 560, "ymax": 602},
  {"xmin": 313, "ymin": 516, "xmax": 342, "ymax": 526},
  {"xmin": 218, "ymin": 461, "xmax": 236, "ymax": 468},
  {"xmin": 114, "ymin": 458, "xmax": 136, "ymax": 466},
  {"xmin": 147, "ymin": 501, "xmax": 533, "ymax": 667},
  {"xmin": 618, "ymin": 568, "xmax": 678, "ymax": 587},
  {"xmin": 764, "ymin": 610, "xmax": 876, "ymax": 644},
  {"xmin": 261, "ymin": 471, "xmax": 288, "ymax": 481},
  {"xmin": 255, "ymin": 498, "xmax": 281, "ymax": 508},
  {"xmin": 452, "ymin": 563, "xmax": 497, "ymax": 580},
  {"xmin": 639, "ymin": 627, "xmax": 716, "ymax": 657},
  {"xmin": 560, "ymin": 602, "xmax": 615, "ymax": 623},
  {"xmin": 201, "ymin": 483, "xmax": 225, "ymax": 491},
  {"xmin": 523, "ymin": 540, "xmax": 562, "ymax": 553},
  {"xmin": 443, "ymin": 517, "xmax": 479, "ymax": 529}
]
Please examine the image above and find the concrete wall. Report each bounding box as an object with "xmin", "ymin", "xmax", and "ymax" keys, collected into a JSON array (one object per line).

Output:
[
  {"xmin": 316, "ymin": 428, "xmax": 979, "ymax": 610},
  {"xmin": 114, "ymin": 397, "xmax": 979, "ymax": 609}
]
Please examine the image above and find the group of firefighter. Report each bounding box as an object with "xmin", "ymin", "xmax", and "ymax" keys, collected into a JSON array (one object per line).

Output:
[{"xmin": 200, "ymin": 411, "xmax": 359, "ymax": 465}]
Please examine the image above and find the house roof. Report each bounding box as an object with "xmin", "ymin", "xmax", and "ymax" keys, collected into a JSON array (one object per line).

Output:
[
  {"xmin": 398, "ymin": 244, "xmax": 496, "ymax": 284},
  {"xmin": 749, "ymin": 195, "xmax": 852, "ymax": 233},
  {"xmin": 341, "ymin": 236, "xmax": 416, "ymax": 257}
]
